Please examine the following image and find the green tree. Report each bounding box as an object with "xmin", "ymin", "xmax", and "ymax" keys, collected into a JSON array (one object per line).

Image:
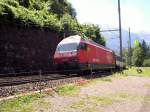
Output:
[
  {"xmin": 60, "ymin": 14, "xmax": 79, "ymax": 37},
  {"xmin": 141, "ymin": 40, "xmax": 150, "ymax": 67},
  {"xmin": 48, "ymin": 0, "xmax": 76, "ymax": 18},
  {"xmin": 81, "ymin": 24, "xmax": 105, "ymax": 46},
  {"xmin": 141, "ymin": 40, "xmax": 147, "ymax": 58},
  {"xmin": 132, "ymin": 44, "xmax": 145, "ymax": 67},
  {"xmin": 141, "ymin": 40, "xmax": 150, "ymax": 59},
  {"xmin": 146, "ymin": 45, "xmax": 150, "ymax": 58}
]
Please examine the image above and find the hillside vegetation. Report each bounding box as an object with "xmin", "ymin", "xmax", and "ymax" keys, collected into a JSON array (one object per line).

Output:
[
  {"xmin": 0, "ymin": 0, "xmax": 77, "ymax": 32},
  {"xmin": 0, "ymin": 0, "xmax": 105, "ymax": 46},
  {"xmin": 125, "ymin": 40, "xmax": 150, "ymax": 67}
]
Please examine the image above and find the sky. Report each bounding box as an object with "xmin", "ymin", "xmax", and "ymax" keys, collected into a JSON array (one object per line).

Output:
[{"xmin": 68, "ymin": 0, "xmax": 150, "ymax": 33}]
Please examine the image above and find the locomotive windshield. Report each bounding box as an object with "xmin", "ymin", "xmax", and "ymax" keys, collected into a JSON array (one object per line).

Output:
[{"xmin": 56, "ymin": 43, "xmax": 78, "ymax": 52}]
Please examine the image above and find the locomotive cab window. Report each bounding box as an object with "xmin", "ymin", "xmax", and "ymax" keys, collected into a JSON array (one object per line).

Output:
[
  {"xmin": 56, "ymin": 43, "xmax": 78, "ymax": 52},
  {"xmin": 78, "ymin": 43, "xmax": 87, "ymax": 50}
]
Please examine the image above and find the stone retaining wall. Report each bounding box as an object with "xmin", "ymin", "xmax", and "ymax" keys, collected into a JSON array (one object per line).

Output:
[{"xmin": 0, "ymin": 24, "xmax": 61, "ymax": 73}]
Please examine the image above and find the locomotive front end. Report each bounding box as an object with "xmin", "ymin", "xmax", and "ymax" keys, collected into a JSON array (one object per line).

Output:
[{"xmin": 53, "ymin": 35, "xmax": 81, "ymax": 70}]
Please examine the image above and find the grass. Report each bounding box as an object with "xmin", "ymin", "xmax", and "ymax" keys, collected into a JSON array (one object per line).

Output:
[
  {"xmin": 123, "ymin": 67, "xmax": 150, "ymax": 77},
  {"xmin": 91, "ymin": 96, "xmax": 113, "ymax": 106},
  {"xmin": 82, "ymin": 73, "xmax": 126, "ymax": 88},
  {"xmin": 71, "ymin": 100, "xmax": 85, "ymax": 109},
  {"xmin": 70, "ymin": 92, "xmax": 150, "ymax": 112},
  {"xmin": 111, "ymin": 92, "xmax": 150, "ymax": 103},
  {"xmin": 0, "ymin": 84, "xmax": 81, "ymax": 112},
  {"xmin": 88, "ymin": 70, "xmax": 133, "ymax": 85},
  {"xmin": 0, "ymin": 93, "xmax": 51, "ymax": 112},
  {"xmin": 71, "ymin": 96, "xmax": 113, "ymax": 109},
  {"xmin": 100, "ymin": 77, "xmax": 112, "ymax": 82},
  {"xmin": 70, "ymin": 95, "xmax": 113, "ymax": 112},
  {"xmin": 111, "ymin": 92, "xmax": 136, "ymax": 102},
  {"xmin": 88, "ymin": 76, "xmax": 113, "ymax": 85},
  {"xmin": 55, "ymin": 84, "xmax": 79, "ymax": 96},
  {"xmin": 143, "ymin": 96, "xmax": 150, "ymax": 103}
]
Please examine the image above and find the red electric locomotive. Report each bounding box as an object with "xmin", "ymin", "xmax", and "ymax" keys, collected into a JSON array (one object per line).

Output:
[{"xmin": 53, "ymin": 35, "xmax": 116, "ymax": 74}]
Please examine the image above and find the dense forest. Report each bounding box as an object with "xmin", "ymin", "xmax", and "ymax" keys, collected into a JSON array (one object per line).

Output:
[{"xmin": 0, "ymin": 0, "xmax": 105, "ymax": 46}]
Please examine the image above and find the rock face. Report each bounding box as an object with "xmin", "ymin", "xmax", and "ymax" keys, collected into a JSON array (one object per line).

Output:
[{"xmin": 0, "ymin": 24, "xmax": 61, "ymax": 73}]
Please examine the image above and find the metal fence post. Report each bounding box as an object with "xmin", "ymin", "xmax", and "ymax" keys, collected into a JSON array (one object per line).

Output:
[
  {"xmin": 39, "ymin": 70, "xmax": 42, "ymax": 94},
  {"xmin": 90, "ymin": 66, "xmax": 93, "ymax": 79}
]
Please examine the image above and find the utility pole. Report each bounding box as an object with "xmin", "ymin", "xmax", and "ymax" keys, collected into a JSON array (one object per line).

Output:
[
  {"xmin": 128, "ymin": 27, "xmax": 131, "ymax": 67},
  {"xmin": 118, "ymin": 0, "xmax": 123, "ymax": 59}
]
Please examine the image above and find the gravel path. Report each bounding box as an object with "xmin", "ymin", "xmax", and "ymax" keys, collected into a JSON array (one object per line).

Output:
[
  {"xmin": 35, "ymin": 76, "xmax": 150, "ymax": 112},
  {"xmin": 80, "ymin": 76, "xmax": 150, "ymax": 96}
]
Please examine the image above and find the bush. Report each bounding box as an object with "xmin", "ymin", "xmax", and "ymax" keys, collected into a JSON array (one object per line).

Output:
[
  {"xmin": 80, "ymin": 24, "xmax": 106, "ymax": 46},
  {"xmin": 0, "ymin": 1, "xmax": 62, "ymax": 32},
  {"xmin": 143, "ymin": 59, "xmax": 150, "ymax": 67},
  {"xmin": 60, "ymin": 14, "xmax": 79, "ymax": 35}
]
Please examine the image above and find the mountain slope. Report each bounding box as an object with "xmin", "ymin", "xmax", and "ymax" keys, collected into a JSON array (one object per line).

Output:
[{"xmin": 102, "ymin": 29, "xmax": 144, "ymax": 52}]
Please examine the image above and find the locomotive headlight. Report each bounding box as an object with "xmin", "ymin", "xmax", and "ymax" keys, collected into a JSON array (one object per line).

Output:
[{"xmin": 54, "ymin": 53, "xmax": 58, "ymax": 58}]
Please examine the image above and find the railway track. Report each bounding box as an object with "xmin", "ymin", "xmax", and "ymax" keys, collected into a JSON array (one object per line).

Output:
[
  {"xmin": 0, "ymin": 71, "xmax": 113, "ymax": 98},
  {"xmin": 0, "ymin": 70, "xmax": 112, "ymax": 87},
  {"xmin": 0, "ymin": 70, "xmax": 59, "ymax": 77},
  {"xmin": 0, "ymin": 73, "xmax": 80, "ymax": 87}
]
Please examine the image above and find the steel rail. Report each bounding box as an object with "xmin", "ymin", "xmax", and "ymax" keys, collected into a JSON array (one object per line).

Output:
[{"xmin": 0, "ymin": 70, "xmax": 112, "ymax": 87}]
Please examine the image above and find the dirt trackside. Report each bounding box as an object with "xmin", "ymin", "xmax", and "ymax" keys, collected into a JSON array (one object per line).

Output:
[{"xmin": 48, "ymin": 76, "xmax": 150, "ymax": 112}]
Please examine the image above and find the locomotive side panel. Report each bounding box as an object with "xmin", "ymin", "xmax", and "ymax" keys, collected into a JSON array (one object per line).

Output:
[
  {"xmin": 79, "ymin": 42, "xmax": 116, "ymax": 70},
  {"xmin": 95, "ymin": 46, "xmax": 115, "ymax": 69},
  {"xmin": 86, "ymin": 43, "xmax": 97, "ymax": 64}
]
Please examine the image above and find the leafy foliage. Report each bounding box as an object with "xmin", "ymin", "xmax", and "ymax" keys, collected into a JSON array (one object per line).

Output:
[
  {"xmin": 80, "ymin": 24, "xmax": 106, "ymax": 46},
  {"xmin": 141, "ymin": 40, "xmax": 147, "ymax": 57},
  {"xmin": 132, "ymin": 44, "xmax": 145, "ymax": 67},
  {"xmin": 141, "ymin": 40, "xmax": 150, "ymax": 59},
  {"xmin": 0, "ymin": 0, "xmax": 62, "ymax": 32},
  {"xmin": 0, "ymin": 93, "xmax": 50, "ymax": 112},
  {"xmin": 124, "ymin": 39, "xmax": 150, "ymax": 67},
  {"xmin": 60, "ymin": 14, "xmax": 79, "ymax": 36},
  {"xmin": 123, "ymin": 48, "xmax": 133, "ymax": 66},
  {"xmin": 0, "ymin": 0, "xmax": 106, "ymax": 45},
  {"xmin": 48, "ymin": 0, "xmax": 76, "ymax": 18}
]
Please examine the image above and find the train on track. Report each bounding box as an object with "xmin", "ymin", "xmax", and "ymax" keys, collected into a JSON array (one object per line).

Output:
[{"xmin": 53, "ymin": 35, "xmax": 126, "ymax": 74}]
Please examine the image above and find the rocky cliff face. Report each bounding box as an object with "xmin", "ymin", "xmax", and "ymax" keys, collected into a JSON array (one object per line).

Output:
[{"xmin": 0, "ymin": 24, "xmax": 61, "ymax": 73}]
